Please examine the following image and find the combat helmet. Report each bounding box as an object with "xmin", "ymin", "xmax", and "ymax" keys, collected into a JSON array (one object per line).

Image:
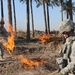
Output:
[{"xmin": 59, "ymin": 19, "xmax": 75, "ymax": 34}]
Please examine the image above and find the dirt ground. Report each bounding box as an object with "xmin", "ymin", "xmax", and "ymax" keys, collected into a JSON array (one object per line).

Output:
[{"xmin": 0, "ymin": 31, "xmax": 63, "ymax": 75}]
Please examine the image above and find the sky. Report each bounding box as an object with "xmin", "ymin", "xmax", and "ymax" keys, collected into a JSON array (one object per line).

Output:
[{"xmin": 0, "ymin": 0, "xmax": 75, "ymax": 31}]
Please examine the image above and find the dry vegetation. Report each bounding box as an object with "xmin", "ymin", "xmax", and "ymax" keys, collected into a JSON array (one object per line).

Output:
[{"xmin": 0, "ymin": 30, "xmax": 63, "ymax": 75}]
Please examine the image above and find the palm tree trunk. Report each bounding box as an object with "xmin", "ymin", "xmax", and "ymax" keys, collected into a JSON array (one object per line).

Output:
[
  {"xmin": 46, "ymin": 2, "xmax": 50, "ymax": 34},
  {"xmin": 66, "ymin": 0, "xmax": 73, "ymax": 20},
  {"xmin": 67, "ymin": 10, "xmax": 69, "ymax": 19},
  {"xmin": 26, "ymin": 0, "xmax": 30, "ymax": 40},
  {"xmin": 13, "ymin": 0, "xmax": 17, "ymax": 32},
  {"xmin": 1, "ymin": 0, "xmax": 4, "ymax": 20},
  {"xmin": 61, "ymin": 10, "xmax": 63, "ymax": 21},
  {"xmin": 1, "ymin": 0, "xmax": 4, "ymax": 26},
  {"xmin": 30, "ymin": 0, "xmax": 35, "ymax": 37},
  {"xmin": 60, "ymin": 0, "xmax": 63, "ymax": 21},
  {"xmin": 7, "ymin": 0, "xmax": 13, "ymax": 25},
  {"xmin": 42, "ymin": 0, "xmax": 48, "ymax": 34},
  {"xmin": 69, "ymin": 0, "xmax": 73, "ymax": 20}
]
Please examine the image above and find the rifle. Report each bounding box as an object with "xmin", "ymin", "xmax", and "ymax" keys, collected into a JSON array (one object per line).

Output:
[{"xmin": 56, "ymin": 57, "xmax": 68, "ymax": 72}]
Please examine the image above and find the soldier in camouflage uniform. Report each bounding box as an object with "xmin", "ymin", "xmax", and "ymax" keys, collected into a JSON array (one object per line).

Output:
[
  {"xmin": 0, "ymin": 20, "xmax": 8, "ymax": 60},
  {"xmin": 56, "ymin": 19, "xmax": 75, "ymax": 75}
]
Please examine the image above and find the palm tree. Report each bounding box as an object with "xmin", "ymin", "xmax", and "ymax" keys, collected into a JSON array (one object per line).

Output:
[
  {"xmin": 46, "ymin": 0, "xmax": 59, "ymax": 34},
  {"xmin": 46, "ymin": 1, "xmax": 50, "ymax": 34},
  {"xmin": 60, "ymin": 0, "xmax": 64, "ymax": 21},
  {"xmin": 42, "ymin": 0, "xmax": 48, "ymax": 34},
  {"xmin": 26, "ymin": 0, "xmax": 30, "ymax": 40},
  {"xmin": 68, "ymin": 0, "xmax": 72, "ymax": 20},
  {"xmin": 60, "ymin": 0, "xmax": 73, "ymax": 20},
  {"xmin": 7, "ymin": 0, "xmax": 13, "ymax": 25},
  {"xmin": 0, "ymin": 0, "xmax": 4, "ymax": 25},
  {"xmin": 13, "ymin": 0, "xmax": 17, "ymax": 32},
  {"xmin": 1, "ymin": 0, "xmax": 4, "ymax": 19},
  {"xmin": 35, "ymin": 0, "xmax": 48, "ymax": 34},
  {"xmin": 20, "ymin": 0, "xmax": 30, "ymax": 40},
  {"xmin": 35, "ymin": 0, "xmax": 59, "ymax": 34},
  {"xmin": 30, "ymin": 0, "xmax": 35, "ymax": 37}
]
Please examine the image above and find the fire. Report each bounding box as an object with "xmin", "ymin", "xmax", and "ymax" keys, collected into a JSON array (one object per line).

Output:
[
  {"xmin": 39, "ymin": 34, "xmax": 53, "ymax": 43},
  {"xmin": 3, "ymin": 23, "xmax": 15, "ymax": 54},
  {"xmin": 18, "ymin": 55, "xmax": 44, "ymax": 69}
]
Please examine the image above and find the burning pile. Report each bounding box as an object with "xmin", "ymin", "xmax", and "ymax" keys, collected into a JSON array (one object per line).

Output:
[
  {"xmin": 3, "ymin": 23, "xmax": 15, "ymax": 54},
  {"xmin": 18, "ymin": 55, "xmax": 44, "ymax": 69},
  {"xmin": 39, "ymin": 34, "xmax": 53, "ymax": 43}
]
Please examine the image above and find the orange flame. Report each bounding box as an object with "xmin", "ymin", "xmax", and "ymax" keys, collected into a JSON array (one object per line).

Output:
[
  {"xmin": 18, "ymin": 55, "xmax": 44, "ymax": 69},
  {"xmin": 39, "ymin": 34, "xmax": 53, "ymax": 43},
  {"xmin": 3, "ymin": 23, "xmax": 15, "ymax": 54}
]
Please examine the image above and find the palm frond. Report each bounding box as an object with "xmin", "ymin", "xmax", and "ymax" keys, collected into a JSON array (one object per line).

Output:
[{"xmin": 20, "ymin": 0, "xmax": 26, "ymax": 4}]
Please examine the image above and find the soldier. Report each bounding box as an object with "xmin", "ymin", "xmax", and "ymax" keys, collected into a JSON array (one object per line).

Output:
[
  {"xmin": 0, "ymin": 20, "xmax": 8, "ymax": 60},
  {"xmin": 56, "ymin": 19, "xmax": 75, "ymax": 75}
]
